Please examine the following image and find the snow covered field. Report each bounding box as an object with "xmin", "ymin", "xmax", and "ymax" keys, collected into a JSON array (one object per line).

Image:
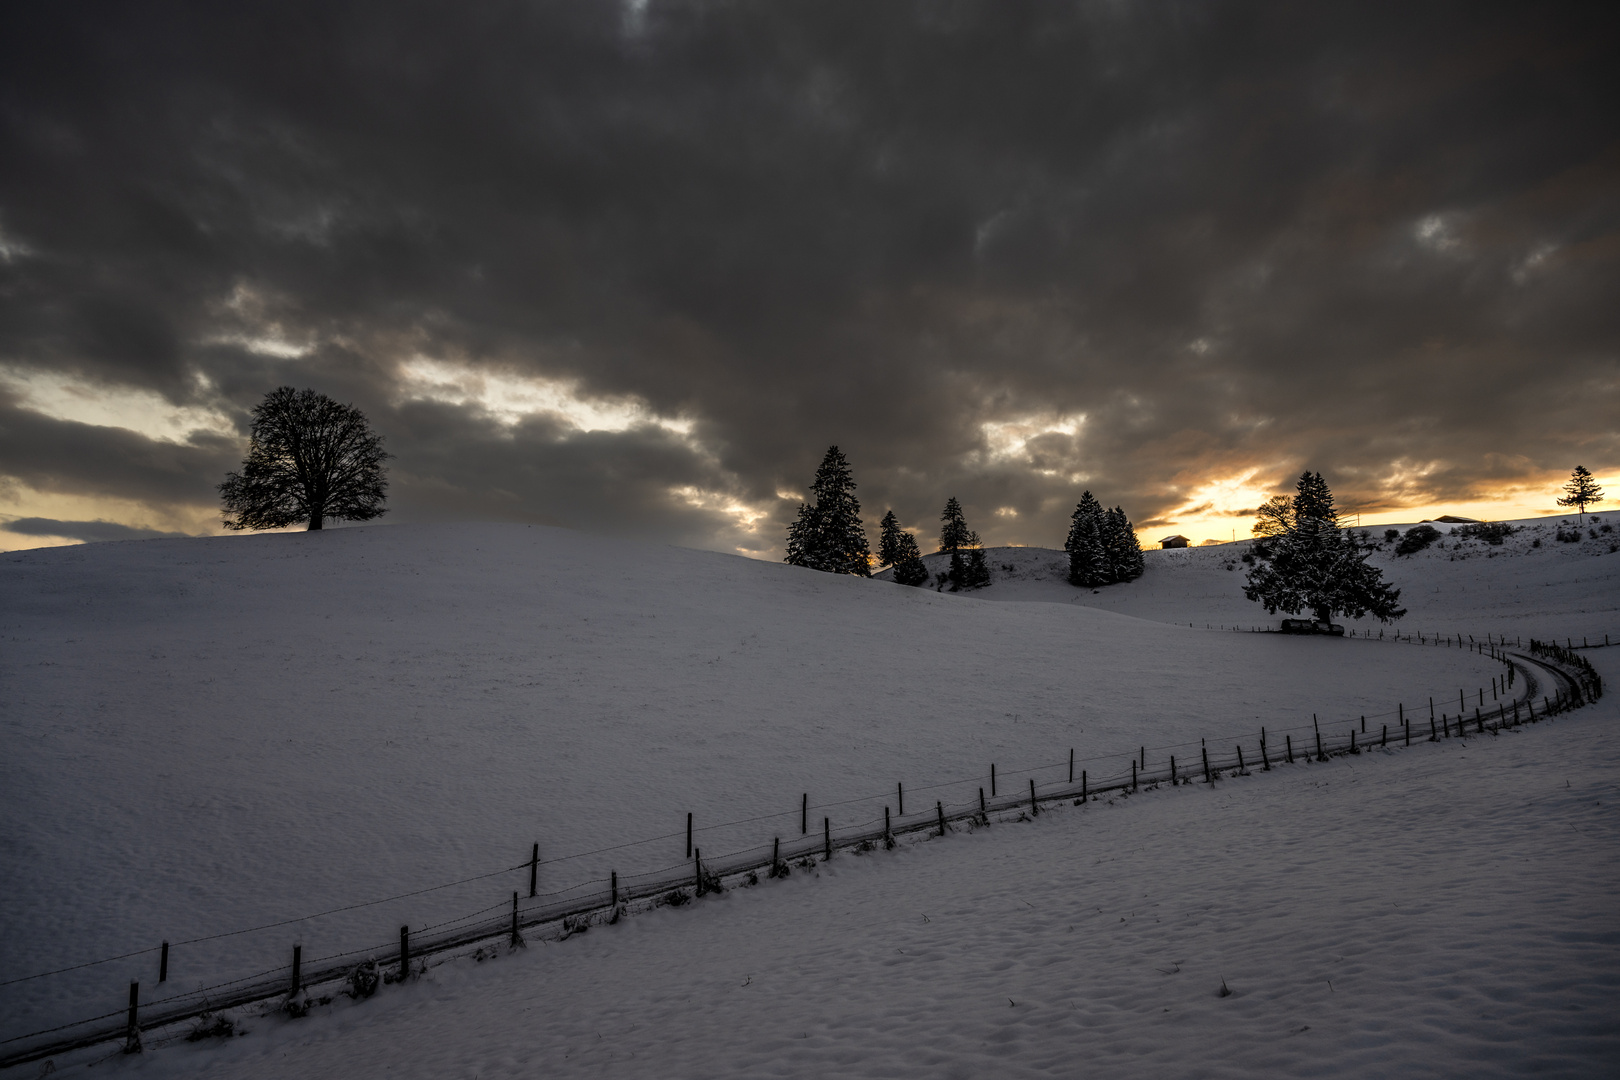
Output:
[
  {"xmin": 2, "ymin": 520, "xmax": 1616, "ymax": 1075},
  {"xmin": 890, "ymin": 513, "xmax": 1619, "ymax": 643}
]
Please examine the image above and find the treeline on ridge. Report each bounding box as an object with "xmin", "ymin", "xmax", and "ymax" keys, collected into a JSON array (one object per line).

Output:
[{"xmin": 783, "ymin": 446, "xmax": 1143, "ymax": 592}]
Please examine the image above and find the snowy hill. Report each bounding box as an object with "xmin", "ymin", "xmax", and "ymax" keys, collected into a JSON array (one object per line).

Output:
[
  {"xmin": 883, "ymin": 513, "xmax": 1619, "ymax": 640},
  {"xmin": 1, "ymin": 521, "xmax": 1616, "ymax": 1076}
]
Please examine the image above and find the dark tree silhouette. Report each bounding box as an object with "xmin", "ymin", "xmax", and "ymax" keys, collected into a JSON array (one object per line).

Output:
[
  {"xmin": 878, "ymin": 510, "xmax": 929, "ymax": 586},
  {"xmin": 1243, "ymin": 471, "xmax": 1405, "ymax": 625},
  {"xmin": 219, "ymin": 387, "xmax": 389, "ymax": 531},
  {"xmin": 784, "ymin": 446, "xmax": 871, "ymax": 575},
  {"xmin": 1557, "ymin": 465, "xmax": 1605, "ymax": 523}
]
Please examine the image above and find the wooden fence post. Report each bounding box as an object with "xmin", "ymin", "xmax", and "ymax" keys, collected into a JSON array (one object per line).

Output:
[
  {"xmin": 124, "ymin": 981, "xmax": 140, "ymax": 1054},
  {"xmin": 159, "ymin": 941, "xmax": 168, "ymax": 983},
  {"xmin": 979, "ymin": 787, "xmax": 987, "ymax": 816},
  {"xmin": 1202, "ymin": 745, "xmax": 1210, "ymax": 783},
  {"xmin": 399, "ymin": 925, "xmax": 410, "ymax": 982},
  {"xmin": 1286, "ymin": 734, "xmax": 1294, "ymax": 763},
  {"xmin": 991, "ymin": 763, "xmax": 997, "ymax": 797},
  {"xmin": 898, "ymin": 782, "xmax": 904, "ymax": 817},
  {"xmin": 1029, "ymin": 778, "xmax": 1038, "ymax": 815},
  {"xmin": 824, "ymin": 817, "xmax": 831, "ymax": 861},
  {"xmin": 1069, "ymin": 748, "xmax": 1074, "ymax": 784},
  {"xmin": 1082, "ymin": 770, "xmax": 1088, "ymax": 800},
  {"xmin": 529, "ymin": 842, "xmax": 538, "ymax": 898},
  {"xmin": 611, "ymin": 870, "xmax": 618, "ymax": 907},
  {"xmin": 1132, "ymin": 760, "xmax": 1138, "ymax": 790},
  {"xmin": 1237, "ymin": 745, "xmax": 1246, "ymax": 772},
  {"xmin": 686, "ymin": 813, "xmax": 693, "ymax": 858},
  {"xmin": 802, "ymin": 793, "xmax": 808, "ymax": 835},
  {"xmin": 510, "ymin": 891, "xmax": 521, "ymax": 945},
  {"xmin": 290, "ymin": 944, "xmax": 302, "ymax": 997},
  {"xmin": 1170, "ymin": 755, "xmax": 1177, "ymax": 784},
  {"xmin": 937, "ymin": 801, "xmax": 946, "ymax": 835}
]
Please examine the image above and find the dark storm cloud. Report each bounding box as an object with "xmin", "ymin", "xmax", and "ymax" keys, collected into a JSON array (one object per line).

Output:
[{"xmin": 1, "ymin": 0, "xmax": 1616, "ymax": 550}]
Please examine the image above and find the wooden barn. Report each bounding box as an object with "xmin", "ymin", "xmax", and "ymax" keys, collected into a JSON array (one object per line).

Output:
[{"xmin": 1159, "ymin": 535, "xmax": 1190, "ymax": 549}]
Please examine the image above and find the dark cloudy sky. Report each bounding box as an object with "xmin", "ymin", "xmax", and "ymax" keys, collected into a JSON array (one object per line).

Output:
[{"xmin": 2, "ymin": 1, "xmax": 1616, "ymax": 555}]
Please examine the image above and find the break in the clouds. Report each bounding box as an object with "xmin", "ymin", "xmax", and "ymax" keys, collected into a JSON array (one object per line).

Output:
[{"xmin": 1, "ymin": 1, "xmax": 1616, "ymax": 554}]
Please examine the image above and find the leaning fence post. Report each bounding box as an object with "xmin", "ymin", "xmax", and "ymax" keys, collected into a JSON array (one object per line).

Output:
[
  {"xmin": 1260, "ymin": 729, "xmax": 1270, "ymax": 770},
  {"xmin": 1285, "ymin": 735, "xmax": 1294, "ymax": 763},
  {"xmin": 124, "ymin": 981, "xmax": 141, "ymax": 1054},
  {"xmin": 1202, "ymin": 745, "xmax": 1211, "ymax": 782},
  {"xmin": 1029, "ymin": 778, "xmax": 1038, "ymax": 815},
  {"xmin": 399, "ymin": 925, "xmax": 410, "ymax": 982},
  {"xmin": 1430, "ymin": 716, "xmax": 1437, "ymax": 740},
  {"xmin": 290, "ymin": 944, "xmax": 302, "ymax": 999},
  {"xmin": 529, "ymin": 842, "xmax": 539, "ymax": 898},
  {"xmin": 1237, "ymin": 745, "xmax": 1246, "ymax": 772},
  {"xmin": 979, "ymin": 787, "xmax": 986, "ymax": 816},
  {"xmin": 510, "ymin": 891, "xmax": 522, "ymax": 946}
]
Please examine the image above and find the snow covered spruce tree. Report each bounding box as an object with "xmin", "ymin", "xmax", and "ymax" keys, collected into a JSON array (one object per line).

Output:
[
  {"xmin": 219, "ymin": 386, "xmax": 390, "ymax": 531},
  {"xmin": 1065, "ymin": 492, "xmax": 1109, "ymax": 586},
  {"xmin": 1557, "ymin": 465, "xmax": 1605, "ymax": 523},
  {"xmin": 1103, "ymin": 506, "xmax": 1145, "ymax": 581},
  {"xmin": 878, "ymin": 510, "xmax": 929, "ymax": 586},
  {"xmin": 1066, "ymin": 494, "xmax": 1143, "ymax": 586},
  {"xmin": 783, "ymin": 446, "xmax": 871, "ymax": 575},
  {"xmin": 1242, "ymin": 471, "xmax": 1405, "ymax": 626},
  {"xmin": 938, "ymin": 497, "xmax": 991, "ymax": 589}
]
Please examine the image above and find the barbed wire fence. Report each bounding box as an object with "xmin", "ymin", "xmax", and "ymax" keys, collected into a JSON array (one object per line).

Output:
[{"xmin": 0, "ymin": 628, "xmax": 1609, "ymax": 1071}]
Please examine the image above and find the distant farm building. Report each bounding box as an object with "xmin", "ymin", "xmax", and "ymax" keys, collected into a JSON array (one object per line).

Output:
[{"xmin": 1160, "ymin": 535, "xmax": 1190, "ymax": 549}]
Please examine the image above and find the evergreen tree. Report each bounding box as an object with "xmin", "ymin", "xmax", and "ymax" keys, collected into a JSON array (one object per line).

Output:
[
  {"xmin": 879, "ymin": 509, "xmax": 929, "ymax": 586},
  {"xmin": 1243, "ymin": 471, "xmax": 1405, "ymax": 625},
  {"xmin": 939, "ymin": 497, "xmax": 990, "ymax": 589},
  {"xmin": 1104, "ymin": 506, "xmax": 1145, "ymax": 581},
  {"xmin": 892, "ymin": 532, "xmax": 930, "ymax": 587},
  {"xmin": 1557, "ymin": 465, "xmax": 1605, "ymax": 523},
  {"xmin": 1064, "ymin": 492, "xmax": 1109, "ymax": 587},
  {"xmin": 963, "ymin": 539, "xmax": 992, "ymax": 589},
  {"xmin": 783, "ymin": 446, "xmax": 871, "ymax": 575}
]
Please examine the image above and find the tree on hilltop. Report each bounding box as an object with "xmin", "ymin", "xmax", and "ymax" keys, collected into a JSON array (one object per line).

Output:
[
  {"xmin": 1103, "ymin": 506, "xmax": 1145, "ymax": 581},
  {"xmin": 1243, "ymin": 471, "xmax": 1405, "ymax": 625},
  {"xmin": 1557, "ymin": 465, "xmax": 1605, "ymax": 523},
  {"xmin": 1250, "ymin": 495, "xmax": 1294, "ymax": 538},
  {"xmin": 1066, "ymin": 494, "xmax": 1143, "ymax": 586},
  {"xmin": 219, "ymin": 387, "xmax": 389, "ymax": 531},
  {"xmin": 939, "ymin": 497, "xmax": 990, "ymax": 590},
  {"xmin": 878, "ymin": 510, "xmax": 929, "ymax": 586},
  {"xmin": 1064, "ymin": 492, "xmax": 1108, "ymax": 587},
  {"xmin": 784, "ymin": 446, "xmax": 871, "ymax": 575}
]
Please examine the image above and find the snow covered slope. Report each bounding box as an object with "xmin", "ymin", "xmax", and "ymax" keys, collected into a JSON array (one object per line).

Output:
[
  {"xmin": 130, "ymin": 650, "xmax": 1620, "ymax": 1080},
  {"xmin": 886, "ymin": 513, "xmax": 1619, "ymax": 641},
  {"xmin": 0, "ymin": 521, "xmax": 1613, "ymax": 1076}
]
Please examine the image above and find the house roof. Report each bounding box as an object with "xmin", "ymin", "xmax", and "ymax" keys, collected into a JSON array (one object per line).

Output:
[{"xmin": 1160, "ymin": 534, "xmax": 1190, "ymax": 542}]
